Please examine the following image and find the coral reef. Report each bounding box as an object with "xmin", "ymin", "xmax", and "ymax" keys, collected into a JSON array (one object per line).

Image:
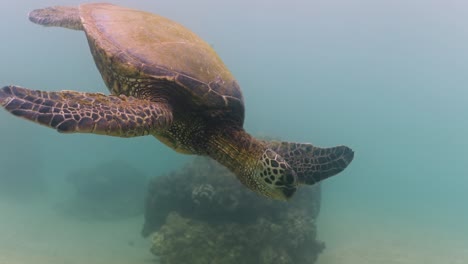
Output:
[
  {"xmin": 143, "ymin": 157, "xmax": 323, "ymax": 264},
  {"xmin": 59, "ymin": 160, "xmax": 148, "ymax": 220}
]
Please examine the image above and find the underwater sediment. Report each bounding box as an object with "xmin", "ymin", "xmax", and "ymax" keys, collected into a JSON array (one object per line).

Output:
[{"xmin": 142, "ymin": 157, "xmax": 324, "ymax": 264}]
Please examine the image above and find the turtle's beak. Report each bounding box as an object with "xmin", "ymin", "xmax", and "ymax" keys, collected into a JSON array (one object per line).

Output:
[
  {"xmin": 267, "ymin": 168, "xmax": 298, "ymax": 201},
  {"xmin": 278, "ymin": 170, "xmax": 298, "ymax": 200},
  {"xmin": 280, "ymin": 186, "xmax": 297, "ymax": 200}
]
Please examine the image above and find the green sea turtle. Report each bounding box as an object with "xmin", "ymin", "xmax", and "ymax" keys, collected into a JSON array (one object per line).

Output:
[{"xmin": 0, "ymin": 3, "xmax": 354, "ymax": 200}]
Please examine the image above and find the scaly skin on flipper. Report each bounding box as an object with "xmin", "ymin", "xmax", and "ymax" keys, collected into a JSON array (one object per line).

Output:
[
  {"xmin": 266, "ymin": 141, "xmax": 354, "ymax": 185},
  {"xmin": 0, "ymin": 86, "xmax": 172, "ymax": 137},
  {"xmin": 29, "ymin": 6, "xmax": 83, "ymax": 30}
]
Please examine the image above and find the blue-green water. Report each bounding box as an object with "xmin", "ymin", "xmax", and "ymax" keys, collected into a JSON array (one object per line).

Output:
[{"xmin": 1, "ymin": 0, "xmax": 467, "ymax": 263}]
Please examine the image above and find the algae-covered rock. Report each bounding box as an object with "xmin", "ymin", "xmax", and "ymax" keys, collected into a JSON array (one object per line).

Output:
[{"xmin": 143, "ymin": 157, "xmax": 323, "ymax": 264}]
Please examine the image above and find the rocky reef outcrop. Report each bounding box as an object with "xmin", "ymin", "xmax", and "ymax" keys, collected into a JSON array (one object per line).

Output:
[{"xmin": 142, "ymin": 157, "xmax": 324, "ymax": 264}]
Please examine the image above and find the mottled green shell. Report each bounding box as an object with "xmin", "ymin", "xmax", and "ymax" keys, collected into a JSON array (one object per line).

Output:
[{"xmin": 79, "ymin": 3, "xmax": 244, "ymax": 123}]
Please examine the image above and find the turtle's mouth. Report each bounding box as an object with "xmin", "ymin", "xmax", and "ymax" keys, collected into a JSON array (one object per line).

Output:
[
  {"xmin": 277, "ymin": 169, "xmax": 298, "ymax": 200},
  {"xmin": 265, "ymin": 184, "xmax": 297, "ymax": 201}
]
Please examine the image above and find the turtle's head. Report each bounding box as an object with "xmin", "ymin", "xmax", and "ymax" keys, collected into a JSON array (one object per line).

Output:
[
  {"xmin": 254, "ymin": 149, "xmax": 299, "ymax": 200},
  {"xmin": 204, "ymin": 129, "xmax": 298, "ymax": 200}
]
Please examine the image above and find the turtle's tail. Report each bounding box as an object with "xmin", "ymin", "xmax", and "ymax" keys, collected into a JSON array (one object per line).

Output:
[
  {"xmin": 29, "ymin": 6, "xmax": 83, "ymax": 31},
  {"xmin": 266, "ymin": 141, "xmax": 354, "ymax": 185}
]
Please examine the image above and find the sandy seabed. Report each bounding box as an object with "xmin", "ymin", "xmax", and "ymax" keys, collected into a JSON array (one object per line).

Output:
[
  {"xmin": 316, "ymin": 205, "xmax": 468, "ymax": 264},
  {"xmin": 0, "ymin": 199, "xmax": 467, "ymax": 264},
  {"xmin": 0, "ymin": 199, "xmax": 153, "ymax": 264}
]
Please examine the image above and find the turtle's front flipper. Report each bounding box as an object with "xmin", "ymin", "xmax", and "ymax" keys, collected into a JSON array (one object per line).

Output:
[
  {"xmin": 266, "ymin": 141, "xmax": 354, "ymax": 185},
  {"xmin": 29, "ymin": 6, "xmax": 83, "ymax": 30},
  {"xmin": 0, "ymin": 86, "xmax": 172, "ymax": 137}
]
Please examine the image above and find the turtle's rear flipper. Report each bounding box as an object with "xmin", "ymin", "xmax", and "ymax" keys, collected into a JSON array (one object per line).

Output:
[
  {"xmin": 0, "ymin": 86, "xmax": 172, "ymax": 137},
  {"xmin": 29, "ymin": 6, "xmax": 83, "ymax": 30},
  {"xmin": 266, "ymin": 141, "xmax": 354, "ymax": 185}
]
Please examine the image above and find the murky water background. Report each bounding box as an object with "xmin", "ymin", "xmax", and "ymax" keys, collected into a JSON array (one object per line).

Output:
[{"xmin": 1, "ymin": 0, "xmax": 467, "ymax": 263}]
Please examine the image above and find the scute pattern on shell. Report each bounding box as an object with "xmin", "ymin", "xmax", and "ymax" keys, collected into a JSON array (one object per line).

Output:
[{"xmin": 80, "ymin": 3, "xmax": 245, "ymax": 123}]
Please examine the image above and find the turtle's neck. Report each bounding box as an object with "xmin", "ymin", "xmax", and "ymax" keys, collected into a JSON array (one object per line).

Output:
[{"xmin": 204, "ymin": 127, "xmax": 265, "ymax": 183}]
